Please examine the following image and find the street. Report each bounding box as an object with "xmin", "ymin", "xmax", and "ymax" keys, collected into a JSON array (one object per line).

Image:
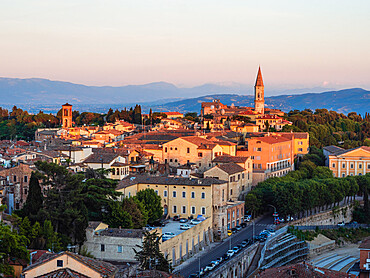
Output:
[{"xmin": 176, "ymin": 215, "xmax": 274, "ymax": 278}]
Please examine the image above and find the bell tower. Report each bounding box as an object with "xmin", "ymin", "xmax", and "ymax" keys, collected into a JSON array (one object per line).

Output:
[
  {"xmin": 62, "ymin": 103, "xmax": 73, "ymax": 128},
  {"xmin": 254, "ymin": 66, "xmax": 264, "ymax": 114}
]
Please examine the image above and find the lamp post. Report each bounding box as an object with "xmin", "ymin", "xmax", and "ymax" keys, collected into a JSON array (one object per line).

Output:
[{"xmin": 267, "ymin": 204, "xmax": 277, "ymax": 214}]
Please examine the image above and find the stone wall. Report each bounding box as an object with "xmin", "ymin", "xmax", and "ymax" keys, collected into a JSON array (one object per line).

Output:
[
  {"xmin": 160, "ymin": 217, "xmax": 213, "ymax": 266},
  {"xmin": 289, "ymin": 203, "xmax": 354, "ymax": 226},
  {"xmin": 203, "ymin": 242, "xmax": 259, "ymax": 278}
]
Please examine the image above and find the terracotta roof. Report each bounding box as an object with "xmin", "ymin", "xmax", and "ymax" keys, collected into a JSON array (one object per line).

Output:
[
  {"xmin": 117, "ymin": 174, "xmax": 227, "ymax": 190},
  {"xmin": 36, "ymin": 268, "xmax": 89, "ymax": 278},
  {"xmin": 215, "ymin": 162, "xmax": 245, "ymax": 175},
  {"xmin": 62, "ymin": 103, "xmax": 72, "ymax": 107},
  {"xmin": 181, "ymin": 136, "xmax": 218, "ymax": 149},
  {"xmin": 163, "ymin": 112, "xmax": 183, "ymax": 116},
  {"xmin": 249, "ymin": 136, "xmax": 291, "ymax": 144},
  {"xmin": 24, "ymin": 251, "xmax": 117, "ymax": 277},
  {"xmin": 83, "ymin": 153, "xmax": 119, "ymax": 164},
  {"xmin": 257, "ymin": 115, "xmax": 282, "ymax": 120},
  {"xmin": 255, "ymin": 66, "xmax": 264, "ymax": 87},
  {"xmin": 99, "ymin": 228, "xmax": 144, "ymax": 238},
  {"xmin": 359, "ymin": 236, "xmax": 370, "ymax": 249},
  {"xmin": 212, "ymin": 154, "xmax": 249, "ymax": 163},
  {"xmin": 111, "ymin": 162, "xmax": 129, "ymax": 167}
]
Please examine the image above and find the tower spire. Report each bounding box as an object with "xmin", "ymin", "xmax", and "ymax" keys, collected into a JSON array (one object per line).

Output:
[{"xmin": 255, "ymin": 66, "xmax": 264, "ymax": 87}]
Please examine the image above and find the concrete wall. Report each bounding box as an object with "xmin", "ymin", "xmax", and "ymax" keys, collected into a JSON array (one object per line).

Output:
[
  {"xmin": 203, "ymin": 242, "xmax": 259, "ymax": 278},
  {"xmin": 160, "ymin": 217, "xmax": 213, "ymax": 266},
  {"xmin": 290, "ymin": 204, "xmax": 354, "ymax": 226},
  {"xmin": 83, "ymin": 229, "xmax": 143, "ymax": 262}
]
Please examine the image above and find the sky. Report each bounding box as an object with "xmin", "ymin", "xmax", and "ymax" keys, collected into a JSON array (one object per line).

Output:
[{"xmin": 1, "ymin": 0, "xmax": 370, "ymax": 90}]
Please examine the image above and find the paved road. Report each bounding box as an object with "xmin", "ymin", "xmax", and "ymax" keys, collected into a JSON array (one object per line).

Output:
[{"xmin": 176, "ymin": 216, "xmax": 274, "ymax": 278}]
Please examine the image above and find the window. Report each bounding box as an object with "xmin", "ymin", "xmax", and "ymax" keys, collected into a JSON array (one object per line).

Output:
[
  {"xmin": 368, "ymin": 164, "xmax": 370, "ymax": 169},
  {"xmin": 238, "ymin": 174, "xmax": 240, "ymax": 180},
  {"xmin": 118, "ymin": 245, "xmax": 123, "ymax": 253},
  {"xmin": 359, "ymin": 164, "xmax": 362, "ymax": 169},
  {"xmin": 182, "ymin": 191, "xmax": 186, "ymax": 198},
  {"xmin": 175, "ymin": 159, "xmax": 177, "ymax": 163},
  {"xmin": 257, "ymin": 147, "xmax": 262, "ymax": 151},
  {"xmin": 24, "ymin": 188, "xmax": 28, "ymax": 195},
  {"xmin": 165, "ymin": 147, "xmax": 168, "ymax": 152},
  {"xmin": 342, "ymin": 163, "xmax": 345, "ymax": 168},
  {"xmin": 170, "ymin": 147, "xmax": 173, "ymax": 150},
  {"xmin": 155, "ymin": 190, "xmax": 159, "ymax": 195},
  {"xmin": 230, "ymin": 189, "xmax": 233, "ymax": 196},
  {"xmin": 342, "ymin": 173, "xmax": 345, "ymax": 177},
  {"xmin": 298, "ymin": 141, "xmax": 303, "ymax": 145},
  {"xmin": 187, "ymin": 147, "xmax": 190, "ymax": 153},
  {"xmin": 332, "ymin": 163, "xmax": 335, "ymax": 168},
  {"xmin": 298, "ymin": 148, "xmax": 303, "ymax": 152},
  {"xmin": 228, "ymin": 213, "xmax": 230, "ymax": 221},
  {"xmin": 201, "ymin": 207, "xmax": 206, "ymax": 215},
  {"xmin": 182, "ymin": 206, "xmax": 186, "ymax": 214},
  {"xmin": 242, "ymin": 173, "xmax": 244, "ymax": 179},
  {"xmin": 173, "ymin": 191, "xmax": 177, "ymax": 198},
  {"xmin": 198, "ymin": 152, "xmax": 203, "ymax": 157},
  {"xmin": 191, "ymin": 206, "xmax": 196, "ymax": 214},
  {"xmin": 24, "ymin": 176, "xmax": 28, "ymax": 183},
  {"xmin": 199, "ymin": 163, "xmax": 202, "ymax": 167},
  {"xmin": 101, "ymin": 244, "xmax": 105, "ymax": 252},
  {"xmin": 201, "ymin": 192, "xmax": 205, "ymax": 199},
  {"xmin": 173, "ymin": 205, "xmax": 177, "ymax": 213},
  {"xmin": 170, "ymin": 159, "xmax": 173, "ymax": 162},
  {"xmin": 191, "ymin": 192, "xmax": 195, "ymax": 198},
  {"xmin": 13, "ymin": 175, "xmax": 17, "ymax": 182},
  {"xmin": 57, "ymin": 260, "xmax": 63, "ymax": 267},
  {"xmin": 164, "ymin": 190, "xmax": 168, "ymax": 197},
  {"xmin": 351, "ymin": 164, "xmax": 354, "ymax": 169}
]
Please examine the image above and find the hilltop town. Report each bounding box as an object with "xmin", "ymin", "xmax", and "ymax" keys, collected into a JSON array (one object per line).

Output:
[{"xmin": 0, "ymin": 68, "xmax": 369, "ymax": 278}]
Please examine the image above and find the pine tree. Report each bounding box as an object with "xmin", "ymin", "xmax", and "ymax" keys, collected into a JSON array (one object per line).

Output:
[
  {"xmin": 134, "ymin": 231, "xmax": 171, "ymax": 272},
  {"xmin": 22, "ymin": 172, "xmax": 43, "ymax": 220}
]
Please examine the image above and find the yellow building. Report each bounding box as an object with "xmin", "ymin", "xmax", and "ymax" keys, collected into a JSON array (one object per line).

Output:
[
  {"xmin": 116, "ymin": 175, "xmax": 227, "ymax": 219},
  {"xmin": 278, "ymin": 132, "xmax": 310, "ymax": 157},
  {"xmin": 326, "ymin": 146, "xmax": 370, "ymax": 177},
  {"xmin": 162, "ymin": 136, "xmax": 224, "ymax": 172}
]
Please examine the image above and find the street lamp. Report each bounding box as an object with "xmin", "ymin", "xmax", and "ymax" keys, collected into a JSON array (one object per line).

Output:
[{"xmin": 267, "ymin": 204, "xmax": 277, "ymax": 214}]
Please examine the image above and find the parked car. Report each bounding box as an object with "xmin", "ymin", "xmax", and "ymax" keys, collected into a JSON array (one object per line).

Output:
[
  {"xmin": 235, "ymin": 225, "xmax": 242, "ymax": 231},
  {"xmin": 204, "ymin": 263, "xmax": 215, "ymax": 272},
  {"xmin": 190, "ymin": 219, "xmax": 202, "ymax": 225},
  {"xmin": 227, "ymin": 230, "xmax": 232, "ymax": 236},
  {"xmin": 145, "ymin": 225, "xmax": 155, "ymax": 230},
  {"xmin": 216, "ymin": 257, "xmax": 223, "ymax": 264},
  {"xmin": 244, "ymin": 215, "xmax": 251, "ymax": 222},
  {"xmin": 231, "ymin": 227, "xmax": 237, "ymax": 233},
  {"xmin": 241, "ymin": 240, "xmax": 248, "ymax": 248},
  {"xmin": 241, "ymin": 222, "xmax": 247, "ymax": 228},
  {"xmin": 173, "ymin": 215, "xmax": 180, "ymax": 221},
  {"xmin": 338, "ymin": 222, "xmax": 345, "ymax": 227},
  {"xmin": 232, "ymin": 246, "xmax": 240, "ymax": 253},
  {"xmin": 180, "ymin": 224, "xmax": 191, "ymax": 230},
  {"xmin": 211, "ymin": 260, "xmax": 219, "ymax": 267},
  {"xmin": 222, "ymin": 253, "xmax": 230, "ymax": 261},
  {"xmin": 179, "ymin": 218, "xmax": 188, "ymax": 223},
  {"xmin": 163, "ymin": 232, "xmax": 175, "ymax": 237},
  {"xmin": 226, "ymin": 250, "xmax": 235, "ymax": 257},
  {"xmin": 267, "ymin": 228, "xmax": 275, "ymax": 234}
]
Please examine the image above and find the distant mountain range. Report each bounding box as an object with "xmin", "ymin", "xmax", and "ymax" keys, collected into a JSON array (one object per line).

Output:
[
  {"xmin": 0, "ymin": 77, "xmax": 368, "ymax": 115},
  {"xmin": 151, "ymin": 88, "xmax": 370, "ymax": 116}
]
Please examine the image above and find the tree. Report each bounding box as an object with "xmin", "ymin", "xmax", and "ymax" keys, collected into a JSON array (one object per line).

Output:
[
  {"xmin": 134, "ymin": 231, "xmax": 171, "ymax": 273},
  {"xmin": 122, "ymin": 197, "xmax": 148, "ymax": 228},
  {"xmin": 135, "ymin": 189, "xmax": 163, "ymax": 224},
  {"xmin": 22, "ymin": 172, "xmax": 43, "ymax": 220},
  {"xmin": 104, "ymin": 201, "xmax": 133, "ymax": 228},
  {"xmin": 0, "ymin": 222, "xmax": 29, "ymax": 276},
  {"xmin": 245, "ymin": 193, "xmax": 261, "ymax": 218}
]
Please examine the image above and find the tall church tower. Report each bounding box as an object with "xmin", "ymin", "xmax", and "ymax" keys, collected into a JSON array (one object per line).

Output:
[
  {"xmin": 254, "ymin": 66, "xmax": 264, "ymax": 114},
  {"xmin": 62, "ymin": 103, "xmax": 73, "ymax": 128}
]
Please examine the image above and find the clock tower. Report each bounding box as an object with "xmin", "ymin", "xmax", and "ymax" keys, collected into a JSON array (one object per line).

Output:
[{"xmin": 254, "ymin": 66, "xmax": 264, "ymax": 114}]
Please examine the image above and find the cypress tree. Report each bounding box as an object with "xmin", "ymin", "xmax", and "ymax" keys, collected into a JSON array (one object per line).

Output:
[{"xmin": 23, "ymin": 172, "xmax": 43, "ymax": 219}]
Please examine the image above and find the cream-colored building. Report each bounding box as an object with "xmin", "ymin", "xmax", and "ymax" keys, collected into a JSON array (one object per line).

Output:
[
  {"xmin": 116, "ymin": 175, "xmax": 227, "ymax": 219},
  {"xmin": 204, "ymin": 162, "xmax": 251, "ymax": 201},
  {"xmin": 326, "ymin": 146, "xmax": 370, "ymax": 177},
  {"xmin": 22, "ymin": 251, "xmax": 117, "ymax": 278},
  {"xmin": 162, "ymin": 136, "xmax": 224, "ymax": 172},
  {"xmin": 83, "ymin": 153, "xmax": 129, "ymax": 180}
]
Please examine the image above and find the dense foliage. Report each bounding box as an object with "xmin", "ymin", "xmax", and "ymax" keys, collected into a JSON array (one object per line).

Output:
[
  {"xmin": 283, "ymin": 109, "xmax": 370, "ymax": 148},
  {"xmin": 0, "ymin": 222, "xmax": 29, "ymax": 276},
  {"xmin": 0, "ymin": 106, "xmax": 59, "ymax": 140},
  {"xmin": 134, "ymin": 231, "xmax": 171, "ymax": 272},
  {"xmin": 245, "ymin": 149, "xmax": 370, "ymax": 222}
]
